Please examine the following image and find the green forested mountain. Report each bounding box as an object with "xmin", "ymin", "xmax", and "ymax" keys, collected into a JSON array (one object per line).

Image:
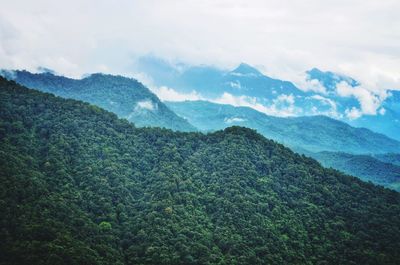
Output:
[
  {"xmin": 1, "ymin": 77, "xmax": 400, "ymax": 265},
  {"xmin": 0, "ymin": 70, "xmax": 195, "ymax": 131},
  {"xmin": 308, "ymin": 151, "xmax": 400, "ymax": 191},
  {"xmin": 166, "ymin": 101, "xmax": 400, "ymax": 190},
  {"xmin": 166, "ymin": 100, "xmax": 400, "ymax": 154}
]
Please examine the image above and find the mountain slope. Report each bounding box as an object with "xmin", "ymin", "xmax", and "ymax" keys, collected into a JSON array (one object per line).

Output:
[
  {"xmin": 0, "ymin": 70, "xmax": 196, "ymax": 131},
  {"xmin": 166, "ymin": 100, "xmax": 400, "ymax": 154},
  {"xmin": 1, "ymin": 77, "xmax": 400, "ymax": 264},
  {"xmin": 306, "ymin": 67, "xmax": 360, "ymax": 92},
  {"xmin": 308, "ymin": 151, "xmax": 400, "ymax": 191},
  {"xmin": 374, "ymin": 153, "xmax": 400, "ymax": 166}
]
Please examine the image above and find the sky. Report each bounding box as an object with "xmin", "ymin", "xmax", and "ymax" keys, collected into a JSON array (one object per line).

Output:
[{"xmin": 1, "ymin": 0, "xmax": 399, "ymax": 96}]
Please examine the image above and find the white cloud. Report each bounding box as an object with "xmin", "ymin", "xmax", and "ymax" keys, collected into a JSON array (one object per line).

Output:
[
  {"xmin": 345, "ymin": 107, "xmax": 363, "ymax": 120},
  {"xmin": 336, "ymin": 81, "xmax": 387, "ymax": 117},
  {"xmin": 295, "ymin": 75, "xmax": 328, "ymax": 94},
  {"xmin": 151, "ymin": 86, "xmax": 203, "ymax": 102},
  {"xmin": 310, "ymin": 95, "xmax": 336, "ymax": 109},
  {"xmin": 227, "ymin": 81, "xmax": 242, "ymax": 89},
  {"xmin": 229, "ymin": 72, "xmax": 260, "ymax": 77},
  {"xmin": 213, "ymin": 92, "xmax": 298, "ymax": 117},
  {"xmin": 224, "ymin": 117, "xmax": 247, "ymax": 123},
  {"xmin": 308, "ymin": 94, "xmax": 341, "ymax": 118},
  {"xmin": 136, "ymin": 100, "xmax": 157, "ymax": 111},
  {"xmin": 0, "ymin": 0, "xmax": 399, "ymax": 95},
  {"xmin": 276, "ymin": 94, "xmax": 295, "ymax": 105}
]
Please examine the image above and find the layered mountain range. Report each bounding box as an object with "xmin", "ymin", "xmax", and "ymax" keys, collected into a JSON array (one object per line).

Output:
[
  {"xmin": 1, "ymin": 66, "xmax": 399, "ymax": 190},
  {"xmin": 135, "ymin": 56, "xmax": 400, "ymax": 141},
  {"xmin": 1, "ymin": 77, "xmax": 400, "ymax": 264},
  {"xmin": 167, "ymin": 100, "xmax": 400, "ymax": 190}
]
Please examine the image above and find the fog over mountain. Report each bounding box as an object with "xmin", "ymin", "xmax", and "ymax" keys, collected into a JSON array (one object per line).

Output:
[
  {"xmin": 1, "ymin": 0, "xmax": 399, "ymax": 93},
  {"xmin": 133, "ymin": 56, "xmax": 400, "ymax": 141}
]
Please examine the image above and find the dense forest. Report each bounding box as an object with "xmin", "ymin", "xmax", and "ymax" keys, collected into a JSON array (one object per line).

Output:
[
  {"xmin": 1, "ymin": 77, "xmax": 400, "ymax": 265},
  {"xmin": 167, "ymin": 100, "xmax": 400, "ymax": 189}
]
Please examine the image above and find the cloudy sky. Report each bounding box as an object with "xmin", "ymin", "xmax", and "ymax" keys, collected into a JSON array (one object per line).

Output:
[{"xmin": 1, "ymin": 0, "xmax": 399, "ymax": 93}]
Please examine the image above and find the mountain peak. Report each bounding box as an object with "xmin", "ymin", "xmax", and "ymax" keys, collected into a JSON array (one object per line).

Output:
[
  {"xmin": 307, "ymin": 67, "xmax": 324, "ymax": 75},
  {"xmin": 306, "ymin": 68, "xmax": 359, "ymax": 89},
  {"xmin": 231, "ymin": 63, "xmax": 262, "ymax": 76}
]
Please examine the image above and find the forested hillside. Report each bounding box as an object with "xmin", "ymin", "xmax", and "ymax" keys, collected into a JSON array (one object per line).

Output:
[
  {"xmin": 0, "ymin": 70, "xmax": 195, "ymax": 131},
  {"xmin": 167, "ymin": 100, "xmax": 400, "ymax": 189},
  {"xmin": 310, "ymin": 151, "xmax": 400, "ymax": 191},
  {"xmin": 1, "ymin": 77, "xmax": 400, "ymax": 265}
]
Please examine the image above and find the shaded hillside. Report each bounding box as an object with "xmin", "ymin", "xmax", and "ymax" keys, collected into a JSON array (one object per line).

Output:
[{"xmin": 1, "ymin": 77, "xmax": 400, "ymax": 265}]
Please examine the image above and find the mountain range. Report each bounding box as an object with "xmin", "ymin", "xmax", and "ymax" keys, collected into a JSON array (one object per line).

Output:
[
  {"xmin": 2, "ymin": 67, "xmax": 400, "ymax": 190},
  {"xmin": 134, "ymin": 56, "xmax": 400, "ymax": 141},
  {"xmin": 1, "ymin": 76, "xmax": 400, "ymax": 264},
  {"xmin": 166, "ymin": 100, "xmax": 400, "ymax": 154}
]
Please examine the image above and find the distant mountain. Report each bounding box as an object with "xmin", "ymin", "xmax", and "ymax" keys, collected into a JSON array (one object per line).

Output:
[
  {"xmin": 374, "ymin": 153, "xmax": 400, "ymax": 166},
  {"xmin": 0, "ymin": 70, "xmax": 196, "ymax": 131},
  {"xmin": 308, "ymin": 151, "xmax": 400, "ymax": 191},
  {"xmin": 2, "ymin": 77, "xmax": 400, "ymax": 264},
  {"xmin": 135, "ymin": 56, "xmax": 305, "ymax": 99},
  {"xmin": 231, "ymin": 62, "xmax": 263, "ymax": 76},
  {"xmin": 166, "ymin": 100, "xmax": 400, "ymax": 154},
  {"xmin": 307, "ymin": 68, "xmax": 400, "ymax": 141},
  {"xmin": 135, "ymin": 56, "xmax": 400, "ymax": 140},
  {"xmin": 306, "ymin": 67, "xmax": 360, "ymax": 92}
]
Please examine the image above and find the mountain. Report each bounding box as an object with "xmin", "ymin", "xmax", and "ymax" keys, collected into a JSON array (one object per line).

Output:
[
  {"xmin": 308, "ymin": 151, "xmax": 400, "ymax": 191},
  {"xmin": 135, "ymin": 56, "xmax": 400, "ymax": 140},
  {"xmin": 167, "ymin": 100, "xmax": 400, "ymax": 189},
  {"xmin": 231, "ymin": 63, "xmax": 263, "ymax": 76},
  {"xmin": 374, "ymin": 153, "xmax": 400, "ymax": 166},
  {"xmin": 2, "ymin": 77, "xmax": 400, "ymax": 264},
  {"xmin": 0, "ymin": 70, "xmax": 196, "ymax": 131},
  {"xmin": 166, "ymin": 100, "xmax": 400, "ymax": 154},
  {"xmin": 134, "ymin": 56, "xmax": 305, "ymax": 99},
  {"xmin": 306, "ymin": 67, "xmax": 359, "ymax": 92},
  {"xmin": 307, "ymin": 68, "xmax": 400, "ymax": 141}
]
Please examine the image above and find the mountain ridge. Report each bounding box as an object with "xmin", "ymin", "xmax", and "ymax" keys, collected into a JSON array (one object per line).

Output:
[
  {"xmin": 166, "ymin": 100, "xmax": 400, "ymax": 154},
  {"xmin": 134, "ymin": 56, "xmax": 400, "ymax": 140},
  {"xmin": 0, "ymin": 69, "xmax": 196, "ymax": 132},
  {"xmin": 166, "ymin": 100, "xmax": 400, "ymax": 189}
]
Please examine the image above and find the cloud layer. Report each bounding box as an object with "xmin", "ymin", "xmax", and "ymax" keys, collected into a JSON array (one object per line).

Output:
[{"xmin": 1, "ymin": 0, "xmax": 399, "ymax": 94}]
